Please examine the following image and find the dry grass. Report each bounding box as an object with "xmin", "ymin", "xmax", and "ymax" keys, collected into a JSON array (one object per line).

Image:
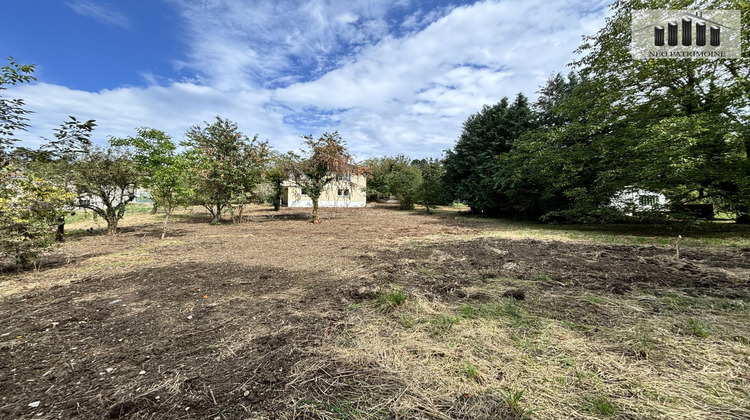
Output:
[
  {"xmin": 307, "ymin": 280, "xmax": 750, "ymax": 419},
  {"xmin": 1, "ymin": 203, "xmax": 749, "ymax": 419}
]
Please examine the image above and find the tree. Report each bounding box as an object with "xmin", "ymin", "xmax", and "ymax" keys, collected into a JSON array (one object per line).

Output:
[
  {"xmin": 443, "ymin": 93, "xmax": 536, "ymax": 215},
  {"xmin": 182, "ymin": 117, "xmax": 270, "ymax": 224},
  {"xmin": 386, "ymin": 161, "xmax": 422, "ymax": 210},
  {"xmin": 72, "ymin": 145, "xmax": 140, "ymax": 235},
  {"xmin": 293, "ymin": 132, "xmax": 356, "ymax": 223},
  {"xmin": 112, "ymin": 128, "xmax": 193, "ymax": 239},
  {"xmin": 266, "ymin": 151, "xmax": 298, "ymax": 211},
  {"xmin": 413, "ymin": 158, "xmax": 445, "ymax": 213},
  {"xmin": 361, "ymin": 155, "xmax": 411, "ymax": 201},
  {"xmin": 0, "ymin": 163, "xmax": 73, "ymax": 266},
  {"xmin": 571, "ymin": 0, "xmax": 750, "ymax": 223},
  {"xmin": 0, "ymin": 57, "xmax": 36, "ymax": 163},
  {"xmin": 32, "ymin": 117, "xmax": 98, "ymax": 239}
]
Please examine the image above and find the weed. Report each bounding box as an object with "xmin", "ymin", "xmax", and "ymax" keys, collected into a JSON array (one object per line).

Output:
[
  {"xmin": 458, "ymin": 362, "xmax": 482, "ymax": 382},
  {"xmin": 346, "ymin": 303, "xmax": 363, "ymax": 312},
  {"xmin": 429, "ymin": 315, "xmax": 460, "ymax": 337},
  {"xmin": 458, "ymin": 304, "xmax": 477, "ymax": 319},
  {"xmin": 686, "ymin": 318, "xmax": 710, "ymax": 338},
  {"xmin": 399, "ymin": 315, "xmax": 416, "ymax": 328},
  {"xmin": 588, "ymin": 396, "xmax": 617, "ymax": 416},
  {"xmin": 419, "ymin": 267, "xmax": 440, "ymax": 276},
  {"xmin": 376, "ymin": 285, "xmax": 407, "ymax": 312},
  {"xmin": 499, "ymin": 388, "xmax": 532, "ymax": 418},
  {"xmin": 624, "ymin": 324, "xmax": 657, "ymax": 359}
]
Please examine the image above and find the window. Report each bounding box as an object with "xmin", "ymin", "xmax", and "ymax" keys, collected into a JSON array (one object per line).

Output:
[
  {"xmin": 338, "ymin": 188, "xmax": 350, "ymax": 197},
  {"xmin": 336, "ymin": 173, "xmax": 352, "ymax": 181},
  {"xmin": 639, "ymin": 195, "xmax": 658, "ymax": 206},
  {"xmin": 300, "ymin": 188, "xmax": 309, "ymax": 196}
]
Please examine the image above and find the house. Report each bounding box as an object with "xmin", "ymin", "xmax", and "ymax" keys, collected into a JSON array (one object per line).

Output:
[
  {"xmin": 281, "ymin": 173, "xmax": 367, "ymax": 208},
  {"xmin": 610, "ymin": 188, "xmax": 668, "ymax": 215}
]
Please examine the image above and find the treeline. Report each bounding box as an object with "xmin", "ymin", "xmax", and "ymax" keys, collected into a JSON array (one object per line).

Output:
[
  {"xmin": 1, "ymin": 58, "xmax": 360, "ymax": 265},
  {"xmin": 443, "ymin": 0, "xmax": 750, "ymax": 224}
]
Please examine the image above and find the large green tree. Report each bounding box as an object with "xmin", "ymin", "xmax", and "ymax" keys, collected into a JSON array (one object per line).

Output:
[
  {"xmin": 443, "ymin": 93, "xmax": 536, "ymax": 215},
  {"xmin": 183, "ymin": 117, "xmax": 270, "ymax": 224},
  {"xmin": 571, "ymin": 0, "xmax": 750, "ymax": 222}
]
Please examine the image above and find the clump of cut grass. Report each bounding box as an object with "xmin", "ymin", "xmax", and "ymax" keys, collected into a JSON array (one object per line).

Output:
[{"xmin": 376, "ymin": 285, "xmax": 407, "ymax": 312}]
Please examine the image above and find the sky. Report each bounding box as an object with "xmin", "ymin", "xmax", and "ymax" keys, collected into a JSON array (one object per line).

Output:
[{"xmin": 3, "ymin": 0, "xmax": 611, "ymax": 160}]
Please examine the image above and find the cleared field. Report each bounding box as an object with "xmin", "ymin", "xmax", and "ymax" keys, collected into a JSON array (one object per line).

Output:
[{"xmin": 1, "ymin": 204, "xmax": 749, "ymax": 419}]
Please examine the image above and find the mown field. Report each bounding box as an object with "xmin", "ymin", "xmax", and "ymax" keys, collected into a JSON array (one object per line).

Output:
[{"xmin": 1, "ymin": 204, "xmax": 749, "ymax": 419}]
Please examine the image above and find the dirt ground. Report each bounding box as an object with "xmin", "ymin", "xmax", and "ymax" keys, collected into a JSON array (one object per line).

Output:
[{"xmin": 1, "ymin": 204, "xmax": 749, "ymax": 419}]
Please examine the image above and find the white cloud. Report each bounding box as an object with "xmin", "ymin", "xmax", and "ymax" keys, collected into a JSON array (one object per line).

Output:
[
  {"xmin": 11, "ymin": 0, "xmax": 611, "ymax": 160},
  {"xmin": 66, "ymin": 1, "xmax": 131, "ymax": 29}
]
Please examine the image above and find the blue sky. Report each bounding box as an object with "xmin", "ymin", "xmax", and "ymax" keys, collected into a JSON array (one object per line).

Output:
[{"xmin": 4, "ymin": 0, "xmax": 610, "ymax": 159}]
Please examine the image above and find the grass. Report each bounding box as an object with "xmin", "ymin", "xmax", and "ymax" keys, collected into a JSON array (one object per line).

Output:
[
  {"xmin": 499, "ymin": 388, "xmax": 532, "ymax": 418},
  {"xmin": 458, "ymin": 362, "xmax": 482, "ymax": 381},
  {"xmin": 375, "ymin": 285, "xmax": 407, "ymax": 312},
  {"xmin": 588, "ymin": 396, "xmax": 617, "ymax": 416},
  {"xmin": 330, "ymin": 272, "xmax": 750, "ymax": 419},
  {"xmin": 685, "ymin": 317, "xmax": 710, "ymax": 338}
]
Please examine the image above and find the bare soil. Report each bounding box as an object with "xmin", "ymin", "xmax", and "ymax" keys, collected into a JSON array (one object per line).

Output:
[{"xmin": 1, "ymin": 205, "xmax": 748, "ymax": 419}]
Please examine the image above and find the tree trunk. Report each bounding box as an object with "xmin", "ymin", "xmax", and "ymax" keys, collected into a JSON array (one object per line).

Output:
[
  {"xmin": 107, "ymin": 218, "xmax": 117, "ymax": 235},
  {"xmin": 737, "ymin": 204, "xmax": 750, "ymax": 224},
  {"xmin": 237, "ymin": 204, "xmax": 244, "ymax": 223},
  {"xmin": 212, "ymin": 203, "xmax": 222, "ymax": 224},
  {"xmin": 55, "ymin": 217, "xmax": 65, "ymax": 242},
  {"xmin": 312, "ymin": 199, "xmax": 320, "ymax": 224},
  {"xmin": 160, "ymin": 212, "xmax": 170, "ymax": 240}
]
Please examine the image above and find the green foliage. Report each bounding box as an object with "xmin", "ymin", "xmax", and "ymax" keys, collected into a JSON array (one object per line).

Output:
[
  {"xmin": 458, "ymin": 362, "xmax": 481, "ymax": 381},
  {"xmin": 376, "ymin": 285, "xmax": 407, "ymax": 312},
  {"xmin": 0, "ymin": 164, "xmax": 73, "ymax": 266},
  {"xmin": 413, "ymin": 158, "xmax": 446, "ymax": 212},
  {"xmin": 428, "ymin": 314, "xmax": 460, "ymax": 337},
  {"xmin": 265, "ymin": 151, "xmax": 298, "ymax": 211},
  {"xmin": 111, "ymin": 128, "xmax": 193, "ymax": 238},
  {"xmin": 443, "ymin": 93, "xmax": 536, "ymax": 216},
  {"xmin": 72, "ymin": 145, "xmax": 140, "ymax": 235},
  {"xmin": 686, "ymin": 318, "xmax": 710, "ymax": 338},
  {"xmin": 499, "ymin": 388, "xmax": 532, "ymax": 418},
  {"xmin": 182, "ymin": 117, "xmax": 270, "ymax": 224},
  {"xmin": 386, "ymin": 162, "xmax": 422, "ymax": 210},
  {"xmin": 0, "ymin": 57, "xmax": 36, "ymax": 157},
  {"xmin": 588, "ymin": 396, "xmax": 617, "ymax": 417},
  {"xmin": 442, "ymin": 0, "xmax": 750, "ymax": 223},
  {"xmin": 361, "ymin": 155, "xmax": 410, "ymax": 201}
]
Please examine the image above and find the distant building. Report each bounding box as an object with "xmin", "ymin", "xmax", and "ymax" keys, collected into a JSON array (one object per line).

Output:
[
  {"xmin": 281, "ymin": 173, "xmax": 367, "ymax": 208},
  {"xmin": 610, "ymin": 188, "xmax": 668, "ymax": 215}
]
